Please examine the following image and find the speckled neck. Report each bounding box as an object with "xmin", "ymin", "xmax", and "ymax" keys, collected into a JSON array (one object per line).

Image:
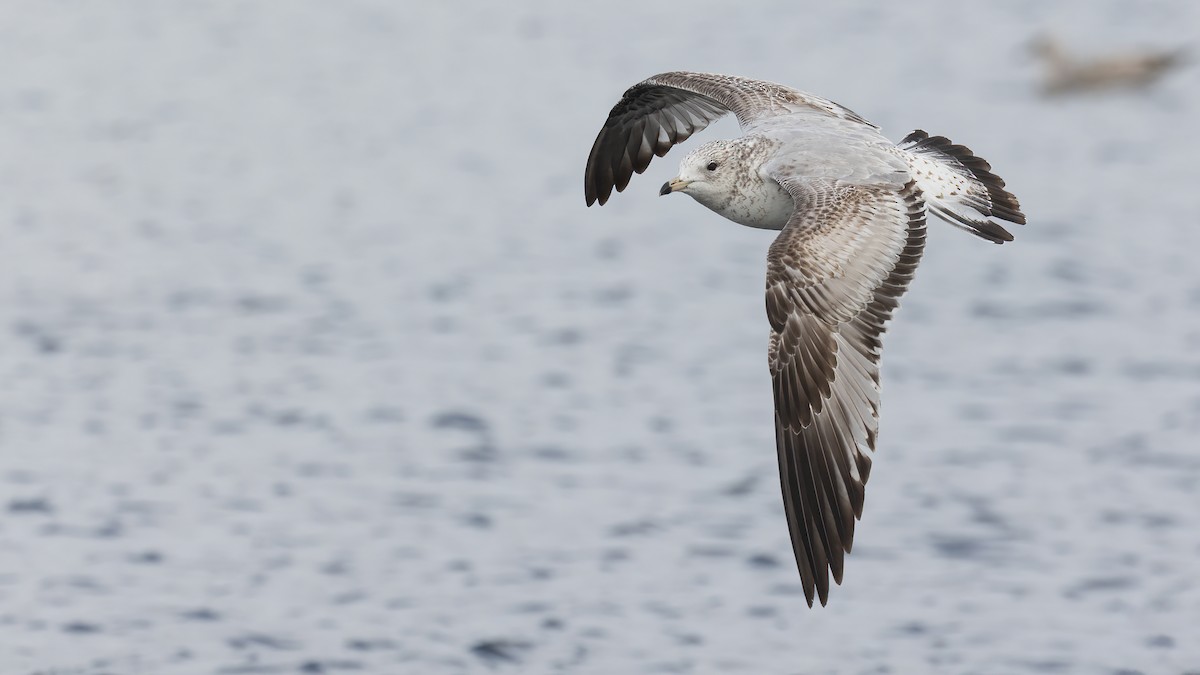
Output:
[{"xmin": 688, "ymin": 137, "xmax": 794, "ymax": 230}]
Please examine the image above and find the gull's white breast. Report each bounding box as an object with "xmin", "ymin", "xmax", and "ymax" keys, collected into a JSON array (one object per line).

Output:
[{"xmin": 694, "ymin": 171, "xmax": 795, "ymax": 230}]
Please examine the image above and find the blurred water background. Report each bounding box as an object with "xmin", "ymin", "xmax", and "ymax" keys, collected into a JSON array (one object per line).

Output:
[{"xmin": 1, "ymin": 2, "xmax": 1198, "ymax": 673}]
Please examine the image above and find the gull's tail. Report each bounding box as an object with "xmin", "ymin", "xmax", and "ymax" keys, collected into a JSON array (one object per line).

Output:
[{"xmin": 896, "ymin": 130, "xmax": 1025, "ymax": 244}]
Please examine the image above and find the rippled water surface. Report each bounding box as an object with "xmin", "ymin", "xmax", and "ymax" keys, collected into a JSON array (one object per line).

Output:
[{"xmin": 2, "ymin": 2, "xmax": 1199, "ymax": 673}]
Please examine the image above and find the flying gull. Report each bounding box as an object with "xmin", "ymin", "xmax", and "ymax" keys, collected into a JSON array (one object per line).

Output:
[{"xmin": 584, "ymin": 72, "xmax": 1025, "ymax": 606}]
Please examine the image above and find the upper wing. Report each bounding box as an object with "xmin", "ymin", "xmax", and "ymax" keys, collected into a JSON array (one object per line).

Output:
[
  {"xmin": 765, "ymin": 176, "xmax": 927, "ymax": 606},
  {"xmin": 584, "ymin": 71, "xmax": 877, "ymax": 206}
]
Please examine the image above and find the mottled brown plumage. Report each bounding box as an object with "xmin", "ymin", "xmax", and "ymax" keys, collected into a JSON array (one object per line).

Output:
[
  {"xmin": 584, "ymin": 72, "xmax": 1024, "ymax": 607},
  {"xmin": 767, "ymin": 179, "xmax": 927, "ymax": 605}
]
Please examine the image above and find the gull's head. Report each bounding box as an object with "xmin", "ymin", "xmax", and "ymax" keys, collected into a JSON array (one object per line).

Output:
[{"xmin": 660, "ymin": 140, "xmax": 740, "ymax": 204}]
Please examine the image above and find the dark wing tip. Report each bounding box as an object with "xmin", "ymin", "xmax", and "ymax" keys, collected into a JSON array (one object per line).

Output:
[
  {"xmin": 899, "ymin": 129, "xmax": 929, "ymax": 146},
  {"xmin": 585, "ymin": 180, "xmax": 607, "ymax": 206},
  {"xmin": 584, "ymin": 77, "xmax": 732, "ymax": 208}
]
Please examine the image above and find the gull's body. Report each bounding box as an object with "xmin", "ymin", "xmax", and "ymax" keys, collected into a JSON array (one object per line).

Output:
[{"xmin": 584, "ymin": 72, "xmax": 1025, "ymax": 607}]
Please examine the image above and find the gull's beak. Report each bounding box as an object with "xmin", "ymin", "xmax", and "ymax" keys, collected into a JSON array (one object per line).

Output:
[{"xmin": 660, "ymin": 178, "xmax": 690, "ymax": 196}]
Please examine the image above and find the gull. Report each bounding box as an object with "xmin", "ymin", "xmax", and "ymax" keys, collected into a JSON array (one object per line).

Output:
[
  {"xmin": 584, "ymin": 72, "xmax": 1025, "ymax": 606},
  {"xmin": 1030, "ymin": 35, "xmax": 1187, "ymax": 96}
]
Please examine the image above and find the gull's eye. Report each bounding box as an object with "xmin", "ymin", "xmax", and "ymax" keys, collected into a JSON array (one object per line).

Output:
[{"xmin": 706, "ymin": 162, "xmax": 719, "ymax": 171}]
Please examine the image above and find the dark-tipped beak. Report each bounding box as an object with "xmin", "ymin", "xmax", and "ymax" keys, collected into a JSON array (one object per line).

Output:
[{"xmin": 660, "ymin": 178, "xmax": 689, "ymax": 196}]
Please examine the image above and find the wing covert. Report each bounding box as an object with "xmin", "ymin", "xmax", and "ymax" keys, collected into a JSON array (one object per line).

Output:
[{"xmin": 766, "ymin": 178, "xmax": 927, "ymax": 606}]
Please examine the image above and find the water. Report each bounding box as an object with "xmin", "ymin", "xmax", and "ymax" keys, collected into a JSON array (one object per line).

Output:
[{"xmin": 1, "ymin": 2, "xmax": 1198, "ymax": 673}]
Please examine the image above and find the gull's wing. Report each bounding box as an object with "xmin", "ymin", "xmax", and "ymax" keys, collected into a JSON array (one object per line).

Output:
[
  {"xmin": 765, "ymin": 176, "xmax": 927, "ymax": 606},
  {"xmin": 584, "ymin": 71, "xmax": 877, "ymax": 206}
]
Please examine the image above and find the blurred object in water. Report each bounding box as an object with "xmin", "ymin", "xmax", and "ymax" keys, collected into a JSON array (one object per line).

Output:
[{"xmin": 1030, "ymin": 34, "xmax": 1187, "ymax": 96}]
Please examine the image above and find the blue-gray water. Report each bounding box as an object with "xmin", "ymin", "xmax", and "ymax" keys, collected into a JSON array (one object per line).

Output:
[{"xmin": 1, "ymin": 2, "xmax": 1199, "ymax": 674}]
